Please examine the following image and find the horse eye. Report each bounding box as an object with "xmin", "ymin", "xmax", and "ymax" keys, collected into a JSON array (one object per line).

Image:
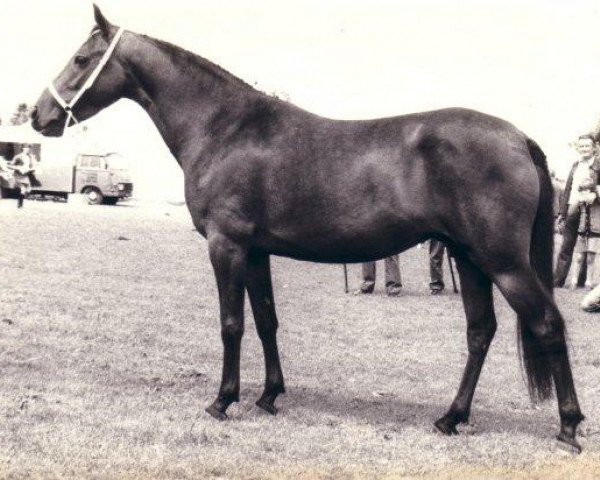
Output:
[{"xmin": 74, "ymin": 55, "xmax": 89, "ymax": 66}]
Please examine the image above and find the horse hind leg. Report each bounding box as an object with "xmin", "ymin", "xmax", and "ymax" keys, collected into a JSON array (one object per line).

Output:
[
  {"xmin": 494, "ymin": 265, "xmax": 584, "ymax": 453},
  {"xmin": 246, "ymin": 251, "xmax": 286, "ymax": 414},
  {"xmin": 434, "ymin": 257, "xmax": 496, "ymax": 435}
]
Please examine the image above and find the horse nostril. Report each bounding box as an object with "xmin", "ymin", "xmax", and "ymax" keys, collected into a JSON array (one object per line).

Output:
[{"xmin": 30, "ymin": 106, "xmax": 38, "ymax": 120}]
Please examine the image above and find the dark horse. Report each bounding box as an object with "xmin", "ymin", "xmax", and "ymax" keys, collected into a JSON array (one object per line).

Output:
[{"xmin": 32, "ymin": 6, "xmax": 584, "ymax": 452}]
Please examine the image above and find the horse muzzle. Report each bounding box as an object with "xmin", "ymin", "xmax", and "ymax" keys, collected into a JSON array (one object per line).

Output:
[{"xmin": 31, "ymin": 97, "xmax": 67, "ymax": 137}]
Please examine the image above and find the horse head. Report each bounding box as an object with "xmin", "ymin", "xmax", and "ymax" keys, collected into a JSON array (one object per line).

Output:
[{"xmin": 32, "ymin": 5, "xmax": 129, "ymax": 136}]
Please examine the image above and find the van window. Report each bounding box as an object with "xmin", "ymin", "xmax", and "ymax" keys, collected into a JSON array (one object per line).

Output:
[
  {"xmin": 105, "ymin": 153, "xmax": 127, "ymax": 170},
  {"xmin": 80, "ymin": 155, "xmax": 102, "ymax": 169}
]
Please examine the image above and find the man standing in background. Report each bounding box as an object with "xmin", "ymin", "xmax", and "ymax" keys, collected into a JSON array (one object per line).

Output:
[
  {"xmin": 9, "ymin": 144, "xmax": 38, "ymax": 209},
  {"xmin": 554, "ymin": 134, "xmax": 599, "ymax": 287}
]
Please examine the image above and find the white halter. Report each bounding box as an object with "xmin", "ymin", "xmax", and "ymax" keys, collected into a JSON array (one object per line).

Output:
[{"xmin": 48, "ymin": 27, "xmax": 125, "ymax": 134}]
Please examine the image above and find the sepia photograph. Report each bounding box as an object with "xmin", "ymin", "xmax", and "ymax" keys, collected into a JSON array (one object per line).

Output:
[{"xmin": 1, "ymin": 0, "xmax": 600, "ymax": 478}]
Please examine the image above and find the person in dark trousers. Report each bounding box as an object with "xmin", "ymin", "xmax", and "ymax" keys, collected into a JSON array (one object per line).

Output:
[
  {"xmin": 429, "ymin": 239, "xmax": 445, "ymax": 294},
  {"xmin": 356, "ymin": 256, "xmax": 402, "ymax": 296},
  {"xmin": 554, "ymin": 134, "xmax": 599, "ymax": 287}
]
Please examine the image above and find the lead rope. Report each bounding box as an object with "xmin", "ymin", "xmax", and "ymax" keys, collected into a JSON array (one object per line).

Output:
[{"xmin": 48, "ymin": 27, "xmax": 125, "ymax": 134}]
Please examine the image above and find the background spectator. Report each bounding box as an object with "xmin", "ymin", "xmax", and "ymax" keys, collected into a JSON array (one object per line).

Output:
[
  {"xmin": 554, "ymin": 134, "xmax": 598, "ymax": 287},
  {"xmin": 356, "ymin": 256, "xmax": 402, "ymax": 296}
]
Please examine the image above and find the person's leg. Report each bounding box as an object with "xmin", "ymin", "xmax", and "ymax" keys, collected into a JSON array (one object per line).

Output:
[
  {"xmin": 554, "ymin": 206, "xmax": 580, "ymax": 287},
  {"xmin": 384, "ymin": 255, "xmax": 402, "ymax": 296},
  {"xmin": 429, "ymin": 240, "xmax": 445, "ymax": 293},
  {"xmin": 358, "ymin": 262, "xmax": 376, "ymax": 293},
  {"xmin": 577, "ymin": 256, "xmax": 588, "ymax": 287},
  {"xmin": 585, "ymin": 252, "xmax": 596, "ymax": 289},
  {"xmin": 570, "ymin": 251, "xmax": 585, "ymax": 290},
  {"xmin": 17, "ymin": 185, "xmax": 25, "ymax": 208}
]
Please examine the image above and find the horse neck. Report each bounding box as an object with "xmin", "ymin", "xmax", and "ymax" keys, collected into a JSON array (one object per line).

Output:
[{"xmin": 120, "ymin": 32, "xmax": 257, "ymax": 165}]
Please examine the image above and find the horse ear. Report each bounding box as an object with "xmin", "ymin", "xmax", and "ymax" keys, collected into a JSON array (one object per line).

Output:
[{"xmin": 93, "ymin": 4, "xmax": 113, "ymax": 39}]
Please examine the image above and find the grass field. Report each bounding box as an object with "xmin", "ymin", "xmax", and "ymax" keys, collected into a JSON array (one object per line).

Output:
[{"xmin": 0, "ymin": 197, "xmax": 599, "ymax": 479}]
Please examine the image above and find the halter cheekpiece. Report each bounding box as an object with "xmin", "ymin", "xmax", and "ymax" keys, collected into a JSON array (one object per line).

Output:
[{"xmin": 48, "ymin": 27, "xmax": 125, "ymax": 134}]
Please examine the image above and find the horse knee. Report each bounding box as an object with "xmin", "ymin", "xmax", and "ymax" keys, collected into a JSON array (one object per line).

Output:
[
  {"xmin": 527, "ymin": 314, "xmax": 566, "ymax": 351},
  {"xmin": 467, "ymin": 322, "xmax": 496, "ymax": 354},
  {"xmin": 256, "ymin": 318, "xmax": 278, "ymax": 341},
  {"xmin": 221, "ymin": 317, "xmax": 244, "ymax": 340}
]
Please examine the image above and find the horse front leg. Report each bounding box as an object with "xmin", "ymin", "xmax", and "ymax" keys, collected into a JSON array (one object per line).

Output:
[
  {"xmin": 434, "ymin": 258, "xmax": 496, "ymax": 435},
  {"xmin": 205, "ymin": 232, "xmax": 247, "ymax": 420},
  {"xmin": 246, "ymin": 251, "xmax": 285, "ymax": 414}
]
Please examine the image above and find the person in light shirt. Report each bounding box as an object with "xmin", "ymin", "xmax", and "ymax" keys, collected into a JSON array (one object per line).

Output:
[
  {"xmin": 569, "ymin": 175, "xmax": 600, "ymax": 289},
  {"xmin": 553, "ymin": 134, "xmax": 600, "ymax": 287}
]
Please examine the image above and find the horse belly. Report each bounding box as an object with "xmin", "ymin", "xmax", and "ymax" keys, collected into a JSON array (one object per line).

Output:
[
  {"xmin": 253, "ymin": 162, "xmax": 430, "ymax": 262},
  {"xmin": 254, "ymin": 211, "xmax": 427, "ymax": 263}
]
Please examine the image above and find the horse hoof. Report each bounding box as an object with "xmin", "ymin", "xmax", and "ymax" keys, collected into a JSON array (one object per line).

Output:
[
  {"xmin": 256, "ymin": 398, "xmax": 278, "ymax": 415},
  {"xmin": 205, "ymin": 405, "xmax": 228, "ymax": 421},
  {"xmin": 556, "ymin": 437, "xmax": 582, "ymax": 455},
  {"xmin": 433, "ymin": 418, "xmax": 459, "ymax": 436}
]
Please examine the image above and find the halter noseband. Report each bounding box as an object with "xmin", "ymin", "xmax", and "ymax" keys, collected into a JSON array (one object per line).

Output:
[{"xmin": 48, "ymin": 27, "xmax": 125, "ymax": 134}]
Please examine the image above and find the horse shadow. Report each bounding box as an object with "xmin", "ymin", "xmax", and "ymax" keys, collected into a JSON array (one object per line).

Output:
[{"xmin": 258, "ymin": 384, "xmax": 556, "ymax": 439}]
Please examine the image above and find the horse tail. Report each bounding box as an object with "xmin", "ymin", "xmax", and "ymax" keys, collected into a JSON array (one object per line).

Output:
[
  {"xmin": 517, "ymin": 137, "xmax": 557, "ymax": 402},
  {"xmin": 527, "ymin": 138, "xmax": 554, "ymax": 292}
]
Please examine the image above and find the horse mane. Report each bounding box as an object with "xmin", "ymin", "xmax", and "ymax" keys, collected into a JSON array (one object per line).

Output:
[{"xmin": 140, "ymin": 33, "xmax": 256, "ymax": 93}]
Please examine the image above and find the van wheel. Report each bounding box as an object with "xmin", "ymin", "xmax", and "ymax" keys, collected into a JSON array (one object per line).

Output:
[{"xmin": 83, "ymin": 187, "xmax": 103, "ymax": 205}]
